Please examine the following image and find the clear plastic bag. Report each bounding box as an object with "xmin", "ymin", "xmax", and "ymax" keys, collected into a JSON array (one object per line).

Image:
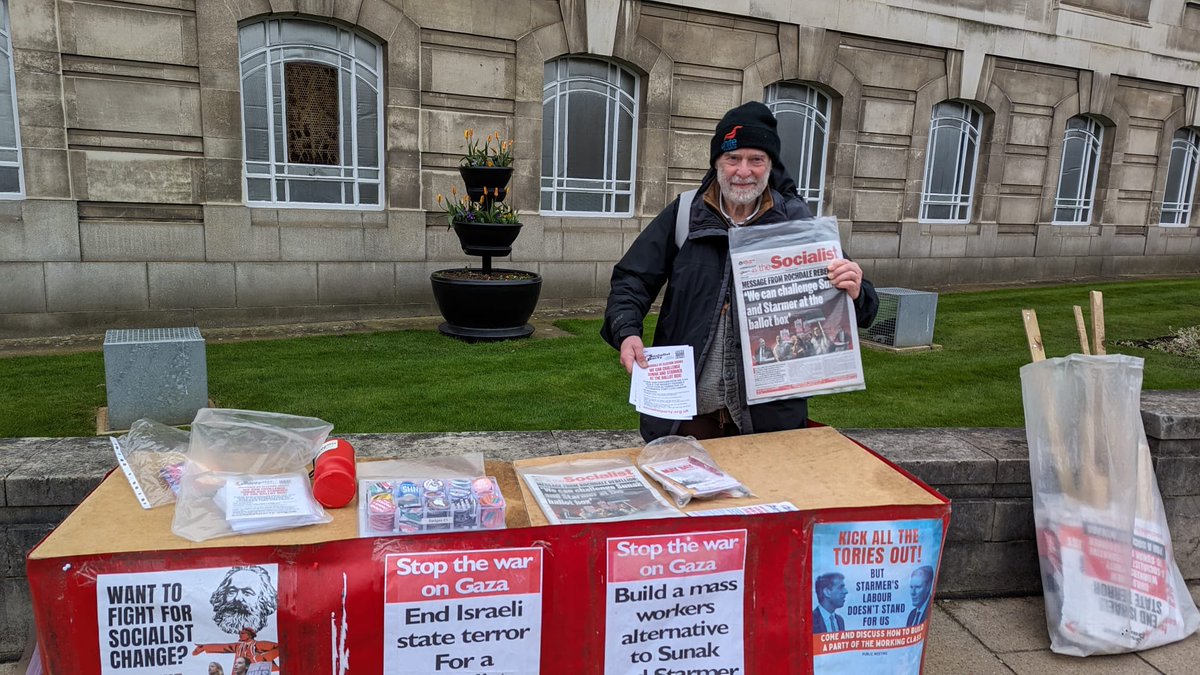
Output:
[
  {"xmin": 112, "ymin": 418, "xmax": 189, "ymax": 509},
  {"xmin": 636, "ymin": 435, "xmax": 752, "ymax": 507},
  {"xmin": 171, "ymin": 408, "xmax": 334, "ymax": 542},
  {"xmin": 517, "ymin": 457, "xmax": 681, "ymax": 524},
  {"xmin": 357, "ymin": 454, "xmax": 506, "ymax": 537},
  {"xmin": 1021, "ymin": 355, "xmax": 1200, "ymax": 655}
]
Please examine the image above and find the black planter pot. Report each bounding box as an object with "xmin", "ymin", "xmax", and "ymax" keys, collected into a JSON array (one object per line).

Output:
[
  {"xmin": 459, "ymin": 165, "xmax": 513, "ymax": 205},
  {"xmin": 430, "ymin": 268, "xmax": 543, "ymax": 341},
  {"xmin": 451, "ymin": 220, "xmax": 523, "ymax": 257}
]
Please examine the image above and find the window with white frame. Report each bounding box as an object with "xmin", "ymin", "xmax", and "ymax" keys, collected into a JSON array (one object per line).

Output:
[
  {"xmin": 919, "ymin": 101, "xmax": 982, "ymax": 222},
  {"xmin": 1053, "ymin": 116, "xmax": 1104, "ymax": 224},
  {"xmin": 0, "ymin": 0, "xmax": 23, "ymax": 197},
  {"xmin": 765, "ymin": 83, "xmax": 831, "ymax": 215},
  {"xmin": 541, "ymin": 57, "xmax": 638, "ymax": 215},
  {"xmin": 238, "ymin": 19, "xmax": 383, "ymax": 208},
  {"xmin": 1161, "ymin": 128, "xmax": 1200, "ymax": 226}
]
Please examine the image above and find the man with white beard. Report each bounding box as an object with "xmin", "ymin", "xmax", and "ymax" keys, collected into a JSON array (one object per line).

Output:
[{"xmin": 603, "ymin": 101, "xmax": 879, "ymax": 441}]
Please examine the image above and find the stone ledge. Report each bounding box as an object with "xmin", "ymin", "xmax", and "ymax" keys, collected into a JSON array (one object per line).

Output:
[{"xmin": 1142, "ymin": 390, "xmax": 1200, "ymax": 440}]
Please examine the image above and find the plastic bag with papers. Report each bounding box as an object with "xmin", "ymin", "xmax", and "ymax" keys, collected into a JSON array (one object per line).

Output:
[
  {"xmin": 111, "ymin": 418, "xmax": 189, "ymax": 509},
  {"xmin": 171, "ymin": 408, "xmax": 334, "ymax": 542},
  {"xmin": 636, "ymin": 435, "xmax": 751, "ymax": 507},
  {"xmin": 1021, "ymin": 354, "xmax": 1200, "ymax": 655}
]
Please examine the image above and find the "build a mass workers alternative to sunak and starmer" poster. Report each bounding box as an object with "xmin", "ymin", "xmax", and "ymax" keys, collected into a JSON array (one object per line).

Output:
[{"xmin": 810, "ymin": 519, "xmax": 943, "ymax": 674}]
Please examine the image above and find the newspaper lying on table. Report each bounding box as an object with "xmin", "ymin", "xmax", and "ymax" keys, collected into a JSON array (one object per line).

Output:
[
  {"xmin": 517, "ymin": 460, "xmax": 680, "ymax": 525},
  {"xmin": 728, "ymin": 216, "xmax": 865, "ymax": 405},
  {"xmin": 629, "ymin": 345, "xmax": 696, "ymax": 420}
]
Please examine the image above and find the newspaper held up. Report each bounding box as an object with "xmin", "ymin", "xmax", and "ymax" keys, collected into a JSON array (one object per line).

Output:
[
  {"xmin": 629, "ymin": 345, "xmax": 697, "ymax": 420},
  {"xmin": 517, "ymin": 459, "xmax": 680, "ymax": 525},
  {"xmin": 728, "ymin": 216, "xmax": 865, "ymax": 405}
]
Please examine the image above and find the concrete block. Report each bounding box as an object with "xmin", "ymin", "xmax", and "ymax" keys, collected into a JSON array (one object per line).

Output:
[
  {"xmin": 80, "ymin": 222, "xmax": 205, "ymax": 262},
  {"xmin": 855, "ymin": 144, "xmax": 909, "ymax": 180},
  {"xmin": 279, "ymin": 226, "xmax": 366, "ymax": 261},
  {"xmin": 1165, "ymin": 496, "xmax": 1200, "ymax": 580},
  {"xmin": 148, "ymin": 262, "xmax": 236, "ymax": 309},
  {"xmin": 1001, "ymin": 155, "xmax": 1046, "ymax": 186},
  {"xmin": 940, "ymin": 595, "xmax": 1050, "ymax": 651},
  {"xmin": 935, "ymin": 484, "xmax": 994, "ymax": 500},
  {"xmin": 947, "ymin": 499, "xmax": 994, "ymax": 543},
  {"xmin": 234, "ymin": 263, "xmax": 318, "ymax": 307},
  {"xmin": 843, "ymin": 429, "xmax": 998, "ymax": 486},
  {"xmin": 990, "ymin": 499, "xmax": 1035, "ymax": 542},
  {"xmin": 317, "ymin": 262, "xmax": 395, "ymax": 305},
  {"xmin": 561, "ymin": 229, "xmax": 625, "ymax": 262},
  {"xmin": 396, "ymin": 261, "xmax": 434, "ymax": 304},
  {"xmin": 537, "ymin": 262, "xmax": 598, "ymax": 300},
  {"xmin": 44, "ymin": 262, "xmax": 148, "ymax": 312},
  {"xmin": 65, "ymin": 1, "xmax": 192, "ymax": 64},
  {"xmin": 0, "ymin": 263, "xmax": 45, "ymax": 312},
  {"xmin": 0, "ymin": 523, "xmax": 52, "ymax": 576},
  {"xmin": 922, "ymin": 605, "xmax": 1016, "ymax": 675},
  {"xmin": 0, "ymin": 576, "xmax": 32, "ymax": 657},
  {"xmin": 8, "ymin": 0, "xmax": 59, "ymax": 52},
  {"xmin": 671, "ymin": 77, "xmax": 741, "ymax": 121},
  {"xmin": 941, "ymin": 540, "xmax": 1044, "ymax": 599},
  {"xmin": 65, "ymin": 77, "xmax": 201, "ymax": 137},
  {"xmin": 1142, "ymin": 390, "xmax": 1200, "ymax": 440},
  {"xmin": 345, "ymin": 431, "xmax": 561, "ymax": 463},
  {"xmin": 77, "ymin": 151, "xmax": 201, "ymax": 204},
  {"xmin": 852, "ymin": 190, "xmax": 904, "ymax": 222},
  {"xmin": 22, "ymin": 148, "xmax": 71, "ymax": 199},
  {"xmin": 952, "ymin": 428, "xmax": 1031, "ymax": 486},
  {"xmin": 5, "ymin": 441, "xmax": 115, "ymax": 507},
  {"xmin": 363, "ymin": 210, "xmax": 426, "ymax": 261},
  {"xmin": 860, "ymin": 98, "xmax": 915, "ymax": 136},
  {"xmin": 424, "ymin": 45, "xmax": 514, "ymax": 100},
  {"xmin": 203, "ymin": 205, "xmax": 280, "ymax": 261}
]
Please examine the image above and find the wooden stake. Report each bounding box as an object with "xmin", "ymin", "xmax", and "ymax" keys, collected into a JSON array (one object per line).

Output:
[
  {"xmin": 1073, "ymin": 305, "xmax": 1091, "ymax": 355},
  {"xmin": 1022, "ymin": 309, "xmax": 1046, "ymax": 362},
  {"xmin": 1090, "ymin": 291, "xmax": 1106, "ymax": 355}
]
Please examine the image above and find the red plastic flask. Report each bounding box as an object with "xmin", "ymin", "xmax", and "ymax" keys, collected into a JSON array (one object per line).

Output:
[{"xmin": 313, "ymin": 438, "xmax": 357, "ymax": 508}]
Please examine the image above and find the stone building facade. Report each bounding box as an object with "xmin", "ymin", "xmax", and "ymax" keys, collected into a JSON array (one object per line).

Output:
[{"xmin": 0, "ymin": 0, "xmax": 1198, "ymax": 338}]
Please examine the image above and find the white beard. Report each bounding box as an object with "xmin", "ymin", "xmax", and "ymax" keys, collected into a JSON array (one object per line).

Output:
[{"xmin": 717, "ymin": 170, "xmax": 767, "ymax": 206}]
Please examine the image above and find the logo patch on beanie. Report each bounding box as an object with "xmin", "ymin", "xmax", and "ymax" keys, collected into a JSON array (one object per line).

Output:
[{"xmin": 720, "ymin": 125, "xmax": 742, "ymax": 152}]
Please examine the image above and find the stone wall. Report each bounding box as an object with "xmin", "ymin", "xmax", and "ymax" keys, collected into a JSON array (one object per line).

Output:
[
  {"xmin": 2, "ymin": 391, "xmax": 1199, "ymax": 661},
  {"xmin": 0, "ymin": 0, "xmax": 1199, "ymax": 337}
]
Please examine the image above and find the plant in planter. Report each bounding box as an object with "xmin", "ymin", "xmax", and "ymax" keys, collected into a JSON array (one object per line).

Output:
[{"xmin": 430, "ymin": 130, "xmax": 542, "ymax": 341}]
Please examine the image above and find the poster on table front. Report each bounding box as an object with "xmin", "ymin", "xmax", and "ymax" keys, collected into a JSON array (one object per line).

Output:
[
  {"xmin": 96, "ymin": 564, "xmax": 282, "ymax": 675},
  {"xmin": 810, "ymin": 519, "xmax": 943, "ymax": 674},
  {"xmin": 383, "ymin": 547, "xmax": 544, "ymax": 674}
]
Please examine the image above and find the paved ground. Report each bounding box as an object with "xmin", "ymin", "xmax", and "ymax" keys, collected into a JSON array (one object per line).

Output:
[{"xmin": 5, "ymin": 587, "xmax": 1199, "ymax": 673}]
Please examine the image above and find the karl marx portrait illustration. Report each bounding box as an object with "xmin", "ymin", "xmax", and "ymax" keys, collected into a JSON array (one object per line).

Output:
[{"xmin": 209, "ymin": 565, "xmax": 278, "ymax": 634}]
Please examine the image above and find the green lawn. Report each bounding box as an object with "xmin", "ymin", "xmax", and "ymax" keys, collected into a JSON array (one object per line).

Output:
[{"xmin": 1, "ymin": 278, "xmax": 1197, "ymax": 438}]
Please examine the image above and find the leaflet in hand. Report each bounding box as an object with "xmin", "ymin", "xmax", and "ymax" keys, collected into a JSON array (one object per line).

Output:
[
  {"xmin": 629, "ymin": 345, "xmax": 696, "ymax": 420},
  {"xmin": 519, "ymin": 461, "xmax": 680, "ymax": 525},
  {"xmin": 217, "ymin": 474, "xmax": 323, "ymax": 533},
  {"xmin": 642, "ymin": 455, "xmax": 742, "ymax": 498}
]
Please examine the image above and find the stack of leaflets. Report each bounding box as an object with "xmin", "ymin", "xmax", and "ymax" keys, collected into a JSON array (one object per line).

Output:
[
  {"xmin": 641, "ymin": 455, "xmax": 744, "ymax": 500},
  {"xmin": 215, "ymin": 474, "xmax": 325, "ymax": 533}
]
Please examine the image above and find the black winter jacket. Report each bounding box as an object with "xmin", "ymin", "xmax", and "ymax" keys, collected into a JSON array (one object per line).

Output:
[{"xmin": 602, "ymin": 173, "xmax": 879, "ymax": 441}]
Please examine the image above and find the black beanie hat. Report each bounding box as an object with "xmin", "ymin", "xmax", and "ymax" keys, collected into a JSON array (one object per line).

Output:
[{"xmin": 709, "ymin": 101, "xmax": 782, "ymax": 168}]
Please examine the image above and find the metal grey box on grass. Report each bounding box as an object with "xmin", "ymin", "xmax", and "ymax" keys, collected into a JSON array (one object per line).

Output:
[
  {"xmin": 103, "ymin": 327, "xmax": 207, "ymax": 429},
  {"xmin": 866, "ymin": 288, "xmax": 939, "ymax": 347}
]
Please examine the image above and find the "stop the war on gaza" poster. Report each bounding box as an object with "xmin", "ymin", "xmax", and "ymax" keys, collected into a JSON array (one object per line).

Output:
[{"xmin": 810, "ymin": 519, "xmax": 943, "ymax": 674}]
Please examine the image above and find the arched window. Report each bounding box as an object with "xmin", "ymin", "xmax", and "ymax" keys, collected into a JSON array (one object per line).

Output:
[
  {"xmin": 1161, "ymin": 128, "xmax": 1200, "ymax": 226},
  {"xmin": 919, "ymin": 101, "xmax": 982, "ymax": 222},
  {"xmin": 0, "ymin": 0, "xmax": 22, "ymax": 197},
  {"xmin": 1053, "ymin": 116, "xmax": 1104, "ymax": 224},
  {"xmin": 541, "ymin": 57, "xmax": 638, "ymax": 215},
  {"xmin": 238, "ymin": 18, "xmax": 383, "ymax": 208},
  {"xmin": 765, "ymin": 83, "xmax": 831, "ymax": 215}
]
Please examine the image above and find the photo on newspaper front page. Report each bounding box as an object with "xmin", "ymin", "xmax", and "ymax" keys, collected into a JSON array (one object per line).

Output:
[{"xmin": 728, "ymin": 217, "xmax": 866, "ymax": 405}]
